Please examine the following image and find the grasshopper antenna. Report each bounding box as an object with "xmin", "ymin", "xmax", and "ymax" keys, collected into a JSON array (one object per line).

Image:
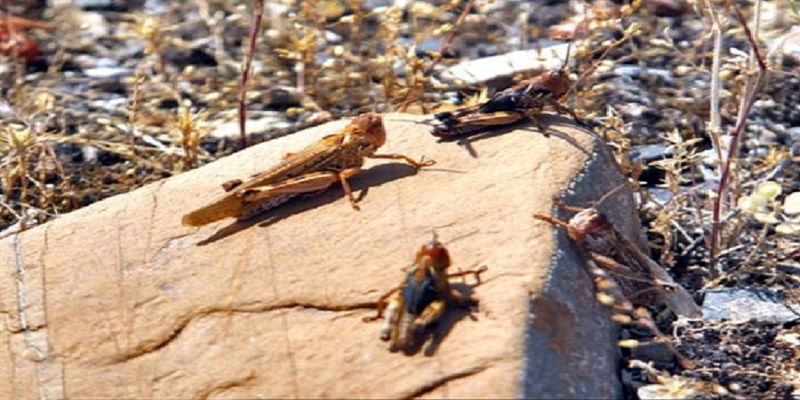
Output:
[
  {"xmin": 418, "ymin": 229, "xmax": 480, "ymax": 246},
  {"xmin": 562, "ymin": 38, "xmax": 578, "ymax": 102},
  {"xmin": 371, "ymin": 97, "xmax": 378, "ymax": 113},
  {"xmin": 593, "ymin": 183, "xmax": 629, "ymax": 208},
  {"xmin": 561, "ymin": 39, "xmax": 573, "ymax": 71},
  {"xmin": 443, "ymin": 229, "xmax": 480, "ymax": 244}
]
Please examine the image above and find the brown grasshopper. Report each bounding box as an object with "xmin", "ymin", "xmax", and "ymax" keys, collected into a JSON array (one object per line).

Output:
[
  {"xmin": 533, "ymin": 187, "xmax": 702, "ymax": 318},
  {"xmin": 431, "ymin": 44, "xmax": 581, "ymax": 138},
  {"xmin": 0, "ymin": 13, "xmax": 52, "ymax": 62},
  {"xmin": 363, "ymin": 236, "xmax": 487, "ymax": 353},
  {"xmin": 182, "ymin": 113, "xmax": 434, "ymax": 227}
]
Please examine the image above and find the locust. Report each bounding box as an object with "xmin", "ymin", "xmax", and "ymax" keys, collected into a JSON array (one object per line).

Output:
[
  {"xmin": 431, "ymin": 44, "xmax": 581, "ymax": 138},
  {"xmin": 0, "ymin": 13, "xmax": 52, "ymax": 62},
  {"xmin": 532, "ymin": 187, "xmax": 702, "ymax": 319},
  {"xmin": 181, "ymin": 113, "xmax": 434, "ymax": 227},
  {"xmin": 363, "ymin": 236, "xmax": 487, "ymax": 353}
]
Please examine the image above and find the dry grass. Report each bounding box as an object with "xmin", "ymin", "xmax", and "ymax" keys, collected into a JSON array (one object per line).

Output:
[{"xmin": 1, "ymin": 0, "xmax": 799, "ymax": 396}]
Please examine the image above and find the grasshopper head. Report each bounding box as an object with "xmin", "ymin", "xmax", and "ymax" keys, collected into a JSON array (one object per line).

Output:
[
  {"xmin": 415, "ymin": 239, "xmax": 451, "ymax": 274},
  {"xmin": 539, "ymin": 68, "xmax": 571, "ymax": 99},
  {"xmin": 350, "ymin": 112, "xmax": 386, "ymax": 150}
]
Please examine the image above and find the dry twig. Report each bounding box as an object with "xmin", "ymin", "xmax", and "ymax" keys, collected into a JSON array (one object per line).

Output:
[
  {"xmin": 237, "ymin": 0, "xmax": 265, "ymax": 149},
  {"xmin": 709, "ymin": 1, "xmax": 768, "ymax": 275},
  {"xmin": 424, "ymin": 0, "xmax": 476, "ymax": 76},
  {"xmin": 707, "ymin": 1, "xmax": 723, "ymax": 161}
]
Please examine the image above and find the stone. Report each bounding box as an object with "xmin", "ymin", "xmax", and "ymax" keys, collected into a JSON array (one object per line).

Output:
[
  {"xmin": 643, "ymin": 0, "xmax": 689, "ymax": 17},
  {"xmin": 440, "ymin": 43, "xmax": 571, "ymax": 87},
  {"xmin": 76, "ymin": 0, "xmax": 143, "ymax": 12},
  {"xmin": 264, "ymin": 86, "xmax": 303, "ymax": 109},
  {"xmin": 0, "ymin": 113, "xmax": 640, "ymax": 398},
  {"xmin": 646, "ymin": 187, "xmax": 675, "ymax": 205},
  {"xmin": 777, "ymin": 262, "xmax": 800, "ymax": 276},
  {"xmin": 631, "ymin": 341, "xmax": 679, "ymax": 367},
  {"xmin": 72, "ymin": 55, "xmax": 119, "ymax": 70},
  {"xmin": 787, "ymin": 126, "xmax": 800, "ymax": 142},
  {"xmin": 83, "ymin": 67, "xmax": 132, "ymax": 80},
  {"xmin": 630, "ymin": 143, "xmax": 672, "ymax": 165},
  {"xmin": 613, "ymin": 65, "xmax": 675, "ymax": 85},
  {"xmin": 72, "ymin": 11, "xmax": 111, "ymax": 38},
  {"xmin": 208, "ymin": 112, "xmax": 289, "ymax": 140},
  {"xmin": 701, "ymin": 288, "xmax": 800, "ymax": 324}
]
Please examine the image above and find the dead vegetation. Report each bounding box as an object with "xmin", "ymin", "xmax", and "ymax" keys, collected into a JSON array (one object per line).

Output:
[{"xmin": 1, "ymin": 0, "xmax": 798, "ymax": 397}]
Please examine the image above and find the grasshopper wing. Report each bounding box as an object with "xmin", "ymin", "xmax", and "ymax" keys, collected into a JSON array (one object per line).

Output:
[
  {"xmin": 432, "ymin": 111, "xmax": 527, "ymax": 137},
  {"xmin": 181, "ymin": 134, "xmax": 347, "ymax": 227},
  {"xmin": 623, "ymin": 237, "xmax": 702, "ymax": 318},
  {"xmin": 181, "ymin": 169, "xmax": 352, "ymax": 227},
  {"xmin": 181, "ymin": 192, "xmax": 250, "ymax": 227},
  {"xmin": 641, "ymin": 257, "xmax": 702, "ymax": 318}
]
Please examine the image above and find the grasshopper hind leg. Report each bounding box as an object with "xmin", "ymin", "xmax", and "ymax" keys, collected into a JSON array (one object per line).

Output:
[
  {"xmin": 380, "ymin": 294, "xmax": 401, "ymax": 341},
  {"xmin": 390, "ymin": 310, "xmax": 414, "ymax": 352},
  {"xmin": 431, "ymin": 123, "xmax": 486, "ymax": 138},
  {"xmin": 414, "ymin": 299, "xmax": 447, "ymax": 329}
]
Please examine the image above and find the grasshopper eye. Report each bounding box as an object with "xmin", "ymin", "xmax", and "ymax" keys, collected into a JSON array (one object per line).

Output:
[{"xmin": 357, "ymin": 142, "xmax": 374, "ymax": 153}]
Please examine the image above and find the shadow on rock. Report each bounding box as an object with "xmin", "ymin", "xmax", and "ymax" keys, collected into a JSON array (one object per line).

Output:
[
  {"xmin": 400, "ymin": 282, "xmax": 481, "ymax": 357},
  {"xmin": 196, "ymin": 162, "xmax": 419, "ymax": 245},
  {"xmin": 435, "ymin": 114, "xmax": 593, "ymax": 158}
]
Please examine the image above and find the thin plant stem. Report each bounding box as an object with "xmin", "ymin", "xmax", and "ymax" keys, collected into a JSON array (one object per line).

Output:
[
  {"xmin": 424, "ymin": 0, "xmax": 477, "ymax": 76},
  {"xmin": 709, "ymin": 1, "xmax": 768, "ymax": 276},
  {"xmin": 707, "ymin": 2, "xmax": 723, "ymax": 161},
  {"xmin": 238, "ymin": 0, "xmax": 265, "ymax": 149}
]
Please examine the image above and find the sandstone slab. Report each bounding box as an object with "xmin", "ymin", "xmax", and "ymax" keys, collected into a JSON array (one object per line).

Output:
[{"xmin": 1, "ymin": 113, "xmax": 639, "ymax": 398}]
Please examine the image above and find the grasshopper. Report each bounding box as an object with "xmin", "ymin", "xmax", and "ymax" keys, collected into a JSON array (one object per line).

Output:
[
  {"xmin": 363, "ymin": 236, "xmax": 487, "ymax": 353},
  {"xmin": 432, "ymin": 44, "xmax": 581, "ymax": 138},
  {"xmin": 182, "ymin": 113, "xmax": 434, "ymax": 227},
  {"xmin": 0, "ymin": 13, "xmax": 52, "ymax": 62},
  {"xmin": 533, "ymin": 187, "xmax": 702, "ymax": 318}
]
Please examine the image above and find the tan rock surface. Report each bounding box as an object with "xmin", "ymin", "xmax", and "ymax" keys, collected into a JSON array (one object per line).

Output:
[{"xmin": 1, "ymin": 113, "xmax": 637, "ymax": 398}]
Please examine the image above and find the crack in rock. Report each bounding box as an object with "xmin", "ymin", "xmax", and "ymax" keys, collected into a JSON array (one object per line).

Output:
[
  {"xmin": 12, "ymin": 229, "xmax": 65, "ymax": 399},
  {"xmin": 401, "ymin": 364, "xmax": 489, "ymax": 399},
  {"xmin": 6, "ymin": 322, "xmax": 47, "ymax": 334},
  {"xmin": 196, "ymin": 370, "xmax": 257, "ymax": 399},
  {"xmin": 108, "ymin": 301, "xmax": 376, "ymax": 364},
  {"xmin": 12, "ymin": 234, "xmax": 45, "ymax": 360},
  {"xmin": 146, "ymin": 180, "xmax": 167, "ymax": 255}
]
